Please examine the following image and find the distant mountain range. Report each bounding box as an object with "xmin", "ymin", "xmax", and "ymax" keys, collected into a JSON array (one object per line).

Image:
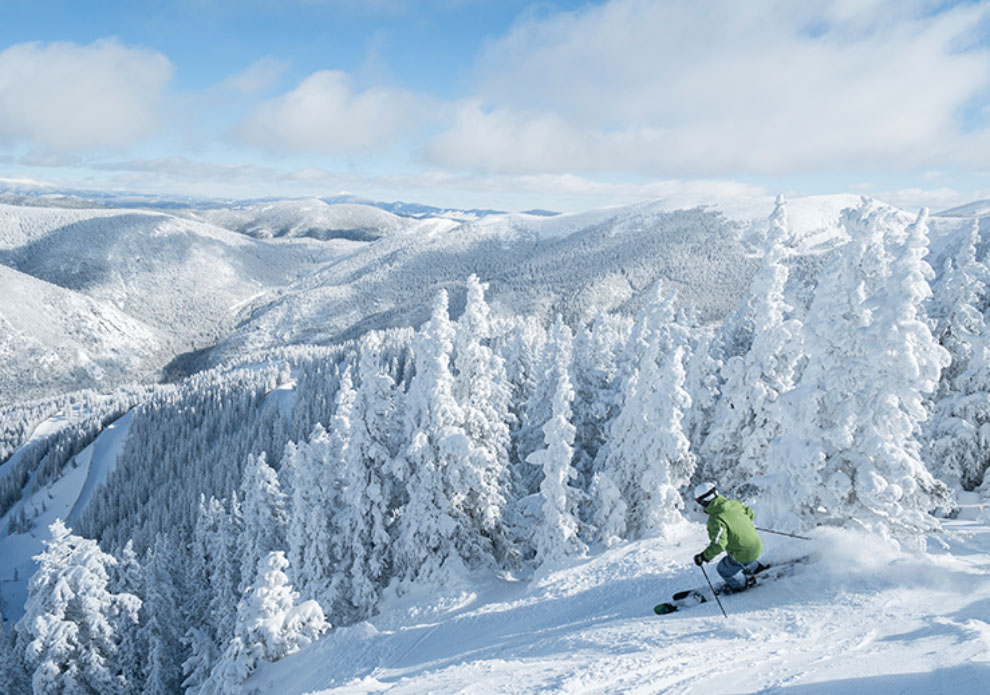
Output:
[{"xmin": 0, "ymin": 183, "xmax": 530, "ymax": 219}]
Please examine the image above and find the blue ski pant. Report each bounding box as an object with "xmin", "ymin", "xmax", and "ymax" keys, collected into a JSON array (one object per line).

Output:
[{"xmin": 717, "ymin": 555, "xmax": 761, "ymax": 589}]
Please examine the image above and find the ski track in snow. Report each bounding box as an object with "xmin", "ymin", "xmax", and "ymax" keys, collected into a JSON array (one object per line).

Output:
[{"xmin": 247, "ymin": 522, "xmax": 990, "ymax": 695}]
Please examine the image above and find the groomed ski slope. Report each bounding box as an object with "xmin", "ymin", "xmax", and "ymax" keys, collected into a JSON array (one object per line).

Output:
[{"xmin": 248, "ymin": 512, "xmax": 990, "ymax": 695}]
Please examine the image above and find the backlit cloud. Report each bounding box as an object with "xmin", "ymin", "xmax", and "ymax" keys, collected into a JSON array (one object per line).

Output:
[
  {"xmin": 0, "ymin": 39, "xmax": 173, "ymax": 152},
  {"xmin": 235, "ymin": 70, "xmax": 430, "ymax": 154},
  {"xmin": 426, "ymin": 0, "xmax": 990, "ymax": 176}
]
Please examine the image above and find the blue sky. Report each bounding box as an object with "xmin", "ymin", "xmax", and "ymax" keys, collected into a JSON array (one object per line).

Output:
[{"xmin": 0, "ymin": 0, "xmax": 988, "ymax": 212}]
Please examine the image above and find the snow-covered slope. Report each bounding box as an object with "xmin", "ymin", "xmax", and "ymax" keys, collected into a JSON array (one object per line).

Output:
[
  {"xmin": 250, "ymin": 520, "xmax": 990, "ymax": 695},
  {"xmin": 180, "ymin": 199, "xmax": 441, "ymax": 241},
  {"xmin": 934, "ymin": 199, "xmax": 990, "ymax": 218},
  {"xmin": 0, "ymin": 203, "xmax": 352, "ymax": 400},
  {"xmin": 0, "ymin": 264, "xmax": 161, "ymax": 401},
  {"xmin": 202, "ymin": 204, "xmax": 759, "ymax": 367}
]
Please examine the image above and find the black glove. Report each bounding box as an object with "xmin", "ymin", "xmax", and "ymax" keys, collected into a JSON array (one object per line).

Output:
[{"xmin": 693, "ymin": 552, "xmax": 707, "ymax": 566}]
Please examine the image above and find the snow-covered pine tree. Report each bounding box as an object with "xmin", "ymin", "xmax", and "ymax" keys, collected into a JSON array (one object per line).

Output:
[
  {"xmin": 452, "ymin": 275, "xmax": 512, "ymax": 563},
  {"xmin": 208, "ymin": 494, "xmax": 243, "ymax": 649},
  {"xmin": 570, "ymin": 314, "xmax": 630, "ymax": 495},
  {"xmin": 142, "ymin": 533, "xmax": 185, "ymax": 695},
  {"xmin": 332, "ymin": 335, "xmax": 399, "ymax": 620},
  {"xmin": 681, "ymin": 326, "xmax": 720, "ymax": 459},
  {"xmin": 927, "ymin": 220, "xmax": 990, "ymax": 490},
  {"xmin": 281, "ymin": 440, "xmax": 307, "ymax": 587},
  {"xmin": 111, "ymin": 539, "xmax": 147, "ymax": 691},
  {"xmin": 17, "ymin": 520, "xmax": 141, "ymax": 695},
  {"xmin": 284, "ymin": 426, "xmax": 327, "ymax": 602},
  {"xmin": 765, "ymin": 202, "xmax": 951, "ymax": 542},
  {"xmin": 181, "ymin": 496, "xmax": 225, "ymax": 694},
  {"xmin": 702, "ymin": 197, "xmax": 803, "ymax": 499},
  {"xmin": 499, "ymin": 314, "xmax": 550, "ymax": 498},
  {"xmin": 928, "ymin": 220, "xmax": 988, "ymax": 392},
  {"xmin": 0, "ymin": 617, "xmax": 30, "ymax": 695},
  {"xmin": 597, "ymin": 282, "xmax": 695, "ymax": 539},
  {"xmin": 286, "ymin": 371, "xmax": 354, "ymax": 611},
  {"xmin": 201, "ymin": 552, "xmax": 328, "ymax": 695},
  {"xmin": 395, "ymin": 290, "xmax": 480, "ymax": 583},
  {"xmin": 929, "ymin": 333, "xmax": 990, "ymax": 493},
  {"xmin": 239, "ymin": 452, "xmax": 288, "ymax": 594},
  {"xmin": 526, "ymin": 316, "xmax": 588, "ymax": 565},
  {"xmin": 309, "ymin": 367, "xmax": 355, "ymax": 611}
]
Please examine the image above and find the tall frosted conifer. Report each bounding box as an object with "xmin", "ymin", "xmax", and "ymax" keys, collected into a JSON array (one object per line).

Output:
[
  {"xmin": 395, "ymin": 290, "xmax": 475, "ymax": 582},
  {"xmin": 598, "ymin": 282, "xmax": 695, "ymax": 538},
  {"xmin": 18, "ymin": 520, "xmax": 141, "ymax": 695},
  {"xmin": 703, "ymin": 197, "xmax": 803, "ymax": 498},
  {"xmin": 239, "ymin": 452, "xmax": 288, "ymax": 593},
  {"xmin": 766, "ymin": 202, "xmax": 950, "ymax": 542},
  {"xmin": 526, "ymin": 316, "xmax": 587, "ymax": 564},
  {"xmin": 142, "ymin": 534, "xmax": 185, "ymax": 695},
  {"xmin": 927, "ymin": 221, "xmax": 990, "ymax": 490},
  {"xmin": 335, "ymin": 334, "xmax": 399, "ymax": 616},
  {"xmin": 201, "ymin": 552, "xmax": 327, "ymax": 695},
  {"xmin": 452, "ymin": 275, "xmax": 512, "ymax": 560}
]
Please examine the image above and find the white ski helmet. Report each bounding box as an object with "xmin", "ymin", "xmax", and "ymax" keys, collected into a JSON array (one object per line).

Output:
[{"xmin": 693, "ymin": 482, "xmax": 718, "ymax": 506}]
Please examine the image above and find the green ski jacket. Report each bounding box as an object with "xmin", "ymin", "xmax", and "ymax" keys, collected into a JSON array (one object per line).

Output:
[{"xmin": 702, "ymin": 495, "xmax": 763, "ymax": 564}]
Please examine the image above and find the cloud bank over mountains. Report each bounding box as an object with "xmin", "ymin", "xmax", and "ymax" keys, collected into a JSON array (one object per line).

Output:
[{"xmin": 0, "ymin": 1, "xmax": 988, "ymax": 210}]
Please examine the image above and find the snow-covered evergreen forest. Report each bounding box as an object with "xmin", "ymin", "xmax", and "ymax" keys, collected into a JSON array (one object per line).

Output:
[{"xmin": 2, "ymin": 194, "xmax": 990, "ymax": 694}]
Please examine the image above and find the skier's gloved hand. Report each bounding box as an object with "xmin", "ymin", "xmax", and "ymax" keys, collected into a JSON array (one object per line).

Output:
[{"xmin": 693, "ymin": 552, "xmax": 707, "ymax": 566}]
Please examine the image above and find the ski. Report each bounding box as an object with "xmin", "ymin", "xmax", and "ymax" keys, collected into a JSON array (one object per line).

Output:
[{"xmin": 654, "ymin": 552, "xmax": 821, "ymax": 615}]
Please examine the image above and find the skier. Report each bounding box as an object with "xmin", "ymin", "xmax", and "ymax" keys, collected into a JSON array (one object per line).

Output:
[{"xmin": 691, "ymin": 482, "xmax": 765, "ymax": 593}]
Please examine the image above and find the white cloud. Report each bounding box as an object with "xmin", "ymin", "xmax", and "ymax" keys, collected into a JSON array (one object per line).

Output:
[
  {"xmin": 426, "ymin": 0, "xmax": 990, "ymax": 176},
  {"xmin": 235, "ymin": 70, "xmax": 429, "ymax": 153},
  {"xmin": 220, "ymin": 57, "xmax": 289, "ymax": 95},
  {"xmin": 0, "ymin": 39, "xmax": 173, "ymax": 152}
]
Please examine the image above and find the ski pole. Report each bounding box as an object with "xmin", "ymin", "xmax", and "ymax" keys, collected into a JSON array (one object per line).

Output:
[
  {"xmin": 755, "ymin": 527, "xmax": 811, "ymax": 541},
  {"xmin": 699, "ymin": 564, "xmax": 727, "ymax": 618}
]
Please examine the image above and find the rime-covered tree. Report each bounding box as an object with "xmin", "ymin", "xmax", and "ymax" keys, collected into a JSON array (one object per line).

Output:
[
  {"xmin": 394, "ymin": 290, "xmax": 480, "ymax": 583},
  {"xmin": 702, "ymin": 197, "xmax": 803, "ymax": 497},
  {"xmin": 110, "ymin": 540, "xmax": 146, "ymax": 691},
  {"xmin": 17, "ymin": 520, "xmax": 141, "ymax": 695},
  {"xmin": 526, "ymin": 317, "xmax": 588, "ymax": 564},
  {"xmin": 239, "ymin": 452, "xmax": 288, "ymax": 593},
  {"xmin": 452, "ymin": 275, "xmax": 512, "ymax": 561},
  {"xmin": 201, "ymin": 552, "xmax": 327, "ymax": 695},
  {"xmin": 181, "ymin": 497, "xmax": 224, "ymax": 694},
  {"xmin": 281, "ymin": 440, "xmax": 307, "ymax": 587},
  {"xmin": 571, "ymin": 314, "xmax": 630, "ymax": 494},
  {"xmin": 141, "ymin": 534, "xmax": 185, "ymax": 695},
  {"xmin": 927, "ymin": 221, "xmax": 990, "ymax": 490},
  {"xmin": 287, "ymin": 382, "xmax": 353, "ymax": 609},
  {"xmin": 928, "ymin": 220, "xmax": 988, "ymax": 391},
  {"xmin": 208, "ymin": 495, "xmax": 243, "ymax": 648},
  {"xmin": 501, "ymin": 315, "xmax": 550, "ymax": 497},
  {"xmin": 333, "ymin": 338, "xmax": 398, "ymax": 619},
  {"xmin": 597, "ymin": 283, "xmax": 695, "ymax": 538},
  {"xmin": 764, "ymin": 202, "xmax": 951, "ymax": 542}
]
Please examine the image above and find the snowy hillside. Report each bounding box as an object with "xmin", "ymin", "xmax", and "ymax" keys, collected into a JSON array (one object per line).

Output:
[
  {"xmin": 3, "ymin": 193, "xmax": 990, "ymax": 695},
  {"xmin": 0, "ymin": 265, "xmax": 160, "ymax": 400},
  {"xmin": 250, "ymin": 519, "xmax": 990, "ymax": 695},
  {"xmin": 199, "ymin": 204, "xmax": 760, "ymax": 369},
  {"xmin": 0, "ymin": 203, "xmax": 352, "ymax": 400},
  {"xmin": 935, "ymin": 200, "xmax": 990, "ymax": 218},
  {"xmin": 179, "ymin": 199, "xmax": 444, "ymax": 241}
]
